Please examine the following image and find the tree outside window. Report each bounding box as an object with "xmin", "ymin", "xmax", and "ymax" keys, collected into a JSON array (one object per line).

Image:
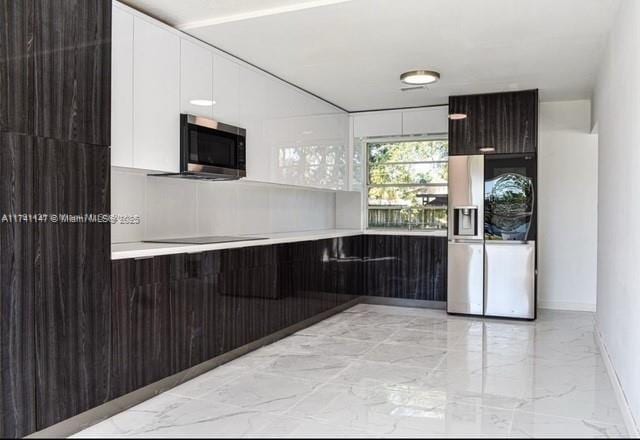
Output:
[{"xmin": 367, "ymin": 139, "xmax": 448, "ymax": 230}]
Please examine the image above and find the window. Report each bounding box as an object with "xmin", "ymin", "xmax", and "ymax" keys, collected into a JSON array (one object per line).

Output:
[{"xmin": 366, "ymin": 138, "xmax": 448, "ymax": 231}]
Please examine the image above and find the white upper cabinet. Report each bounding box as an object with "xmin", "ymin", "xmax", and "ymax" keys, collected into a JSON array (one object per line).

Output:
[
  {"xmin": 239, "ymin": 66, "xmax": 270, "ymax": 182},
  {"xmin": 110, "ymin": 2, "xmax": 350, "ymax": 189},
  {"xmin": 212, "ymin": 54, "xmax": 240, "ymax": 126},
  {"xmin": 111, "ymin": 5, "xmax": 134, "ymax": 167},
  {"xmin": 402, "ymin": 106, "xmax": 448, "ymax": 136},
  {"xmin": 180, "ymin": 40, "xmax": 214, "ymax": 118},
  {"xmin": 265, "ymin": 85, "xmax": 349, "ymax": 190},
  {"xmin": 132, "ymin": 17, "xmax": 180, "ymax": 173},
  {"xmin": 353, "ymin": 111, "xmax": 402, "ymax": 138}
]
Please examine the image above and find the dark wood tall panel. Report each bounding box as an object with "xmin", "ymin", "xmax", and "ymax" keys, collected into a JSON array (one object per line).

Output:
[
  {"xmin": 0, "ymin": 0, "xmax": 112, "ymax": 435},
  {"xmin": 449, "ymin": 90, "xmax": 538, "ymax": 155},
  {"xmin": 34, "ymin": 140, "xmax": 111, "ymax": 428},
  {"xmin": 0, "ymin": 0, "xmax": 35, "ymax": 135},
  {"xmin": 0, "ymin": 133, "xmax": 37, "ymax": 438},
  {"xmin": 33, "ymin": 0, "xmax": 111, "ymax": 145}
]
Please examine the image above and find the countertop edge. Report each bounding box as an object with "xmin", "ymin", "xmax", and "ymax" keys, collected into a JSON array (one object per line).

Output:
[
  {"xmin": 111, "ymin": 229, "xmax": 449, "ymax": 260},
  {"xmin": 111, "ymin": 230, "xmax": 362, "ymax": 260}
]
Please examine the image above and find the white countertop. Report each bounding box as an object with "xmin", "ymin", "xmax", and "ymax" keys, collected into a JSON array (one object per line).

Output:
[
  {"xmin": 111, "ymin": 228, "xmax": 448, "ymax": 260},
  {"xmin": 111, "ymin": 229, "xmax": 362, "ymax": 260}
]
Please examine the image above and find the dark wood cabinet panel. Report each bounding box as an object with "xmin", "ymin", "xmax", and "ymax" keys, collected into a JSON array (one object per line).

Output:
[
  {"xmin": 0, "ymin": 0, "xmax": 35, "ymax": 135},
  {"xmin": 170, "ymin": 251, "xmax": 219, "ymax": 372},
  {"xmin": 449, "ymin": 90, "xmax": 538, "ymax": 155},
  {"xmin": 363, "ymin": 235, "xmax": 447, "ymax": 302},
  {"xmin": 0, "ymin": 133, "xmax": 37, "ymax": 438},
  {"xmin": 0, "ymin": 0, "xmax": 112, "ymax": 436},
  {"xmin": 0, "ymin": 134, "xmax": 113, "ymax": 435},
  {"xmin": 33, "ymin": 141, "xmax": 111, "ymax": 429},
  {"xmin": 110, "ymin": 257, "xmax": 172, "ymax": 399},
  {"xmin": 217, "ymin": 246, "xmax": 276, "ymax": 353},
  {"xmin": 0, "ymin": 0, "xmax": 111, "ymax": 145},
  {"xmin": 104, "ymin": 234, "xmax": 446, "ymax": 415}
]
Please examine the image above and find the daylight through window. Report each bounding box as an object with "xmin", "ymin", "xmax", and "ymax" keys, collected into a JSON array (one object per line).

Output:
[{"xmin": 367, "ymin": 139, "xmax": 448, "ymax": 230}]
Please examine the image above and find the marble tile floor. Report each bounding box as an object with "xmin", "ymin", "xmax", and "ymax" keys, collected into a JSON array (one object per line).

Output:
[{"xmin": 73, "ymin": 305, "xmax": 628, "ymax": 438}]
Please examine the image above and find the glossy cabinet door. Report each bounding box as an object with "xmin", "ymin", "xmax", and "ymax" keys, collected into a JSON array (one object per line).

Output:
[
  {"xmin": 363, "ymin": 235, "xmax": 447, "ymax": 301},
  {"xmin": 212, "ymin": 54, "xmax": 241, "ymax": 126},
  {"xmin": 239, "ymin": 66, "xmax": 270, "ymax": 182},
  {"xmin": 110, "ymin": 5, "xmax": 134, "ymax": 167},
  {"xmin": 180, "ymin": 40, "xmax": 214, "ymax": 119},
  {"xmin": 132, "ymin": 17, "xmax": 180, "ymax": 172},
  {"xmin": 265, "ymin": 83, "xmax": 349, "ymax": 190},
  {"xmin": 0, "ymin": 134, "xmax": 37, "ymax": 438},
  {"xmin": 402, "ymin": 106, "xmax": 448, "ymax": 136},
  {"xmin": 448, "ymin": 90, "xmax": 538, "ymax": 155},
  {"xmin": 170, "ymin": 252, "xmax": 218, "ymax": 372},
  {"xmin": 353, "ymin": 111, "xmax": 402, "ymax": 138},
  {"xmin": 34, "ymin": 140, "xmax": 112, "ymax": 430},
  {"xmin": 0, "ymin": 0, "xmax": 111, "ymax": 145},
  {"xmin": 110, "ymin": 256, "xmax": 172, "ymax": 398}
]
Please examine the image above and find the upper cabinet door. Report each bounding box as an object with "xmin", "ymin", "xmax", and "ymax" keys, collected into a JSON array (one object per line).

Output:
[
  {"xmin": 180, "ymin": 40, "xmax": 214, "ymax": 119},
  {"xmin": 133, "ymin": 18, "xmax": 180, "ymax": 172},
  {"xmin": 212, "ymin": 54, "xmax": 240, "ymax": 126},
  {"xmin": 402, "ymin": 106, "xmax": 448, "ymax": 136},
  {"xmin": 239, "ymin": 67, "xmax": 269, "ymax": 182},
  {"xmin": 1, "ymin": 0, "xmax": 110, "ymax": 145},
  {"xmin": 353, "ymin": 111, "xmax": 402, "ymax": 138},
  {"xmin": 448, "ymin": 90, "xmax": 538, "ymax": 156},
  {"xmin": 111, "ymin": 6, "xmax": 134, "ymax": 167}
]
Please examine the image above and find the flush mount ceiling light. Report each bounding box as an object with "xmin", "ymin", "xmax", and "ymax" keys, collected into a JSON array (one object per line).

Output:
[
  {"xmin": 478, "ymin": 146, "xmax": 496, "ymax": 153},
  {"xmin": 448, "ymin": 113, "xmax": 467, "ymax": 120},
  {"xmin": 400, "ymin": 70, "xmax": 440, "ymax": 85},
  {"xmin": 190, "ymin": 99, "xmax": 216, "ymax": 106}
]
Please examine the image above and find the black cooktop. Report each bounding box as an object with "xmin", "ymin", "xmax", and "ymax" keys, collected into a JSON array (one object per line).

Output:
[{"xmin": 144, "ymin": 236, "xmax": 267, "ymax": 245}]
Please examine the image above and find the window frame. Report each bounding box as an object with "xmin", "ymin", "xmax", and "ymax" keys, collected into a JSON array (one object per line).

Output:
[{"xmin": 364, "ymin": 135, "xmax": 449, "ymax": 232}]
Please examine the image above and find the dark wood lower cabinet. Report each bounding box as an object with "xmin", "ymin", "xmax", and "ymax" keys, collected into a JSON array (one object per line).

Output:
[
  {"xmin": 171, "ymin": 276, "xmax": 216, "ymax": 373},
  {"xmin": 108, "ymin": 236, "xmax": 364, "ymax": 400},
  {"xmin": 110, "ymin": 257, "xmax": 171, "ymax": 399},
  {"xmin": 363, "ymin": 235, "xmax": 447, "ymax": 302},
  {"xmin": 2, "ymin": 233, "xmax": 442, "ymax": 435}
]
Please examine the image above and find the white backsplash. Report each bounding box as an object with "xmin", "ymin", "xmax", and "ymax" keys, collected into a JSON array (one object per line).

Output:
[{"xmin": 111, "ymin": 167, "xmax": 339, "ymax": 243}]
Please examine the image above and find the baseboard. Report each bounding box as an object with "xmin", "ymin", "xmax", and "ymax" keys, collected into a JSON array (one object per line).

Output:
[
  {"xmin": 595, "ymin": 323, "xmax": 640, "ymax": 437},
  {"xmin": 360, "ymin": 296, "xmax": 447, "ymax": 310},
  {"xmin": 538, "ymin": 300, "xmax": 596, "ymax": 312}
]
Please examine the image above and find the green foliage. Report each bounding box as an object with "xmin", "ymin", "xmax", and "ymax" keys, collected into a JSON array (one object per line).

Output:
[
  {"xmin": 366, "ymin": 139, "xmax": 448, "ymax": 230},
  {"xmin": 368, "ymin": 140, "xmax": 448, "ymax": 207}
]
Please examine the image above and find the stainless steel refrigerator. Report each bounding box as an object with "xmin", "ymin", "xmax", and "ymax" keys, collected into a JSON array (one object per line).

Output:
[{"xmin": 447, "ymin": 154, "xmax": 536, "ymax": 320}]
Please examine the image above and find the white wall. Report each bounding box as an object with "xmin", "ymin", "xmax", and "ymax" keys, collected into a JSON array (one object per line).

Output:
[
  {"xmin": 592, "ymin": 0, "xmax": 640, "ymax": 430},
  {"xmin": 111, "ymin": 167, "xmax": 337, "ymax": 243},
  {"xmin": 537, "ymin": 100, "xmax": 598, "ymax": 311}
]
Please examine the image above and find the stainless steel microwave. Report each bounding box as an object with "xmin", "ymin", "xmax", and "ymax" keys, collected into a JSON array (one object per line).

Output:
[{"xmin": 179, "ymin": 114, "xmax": 246, "ymax": 180}]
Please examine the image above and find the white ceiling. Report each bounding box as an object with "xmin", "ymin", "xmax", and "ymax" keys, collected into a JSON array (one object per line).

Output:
[{"xmin": 124, "ymin": 0, "xmax": 620, "ymax": 111}]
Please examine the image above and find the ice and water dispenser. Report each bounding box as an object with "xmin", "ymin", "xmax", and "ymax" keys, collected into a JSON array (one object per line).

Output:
[{"xmin": 453, "ymin": 206, "xmax": 478, "ymax": 237}]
